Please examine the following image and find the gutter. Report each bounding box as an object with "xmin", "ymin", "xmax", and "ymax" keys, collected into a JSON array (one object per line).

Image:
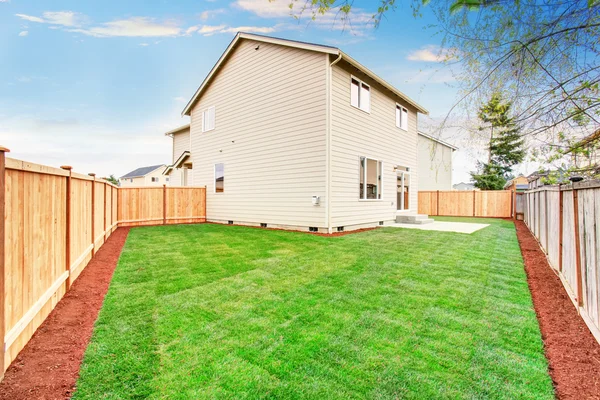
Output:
[{"xmin": 325, "ymin": 53, "xmax": 343, "ymax": 234}]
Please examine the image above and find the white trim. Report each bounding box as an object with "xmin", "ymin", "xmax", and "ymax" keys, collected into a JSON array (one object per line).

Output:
[
  {"xmin": 202, "ymin": 106, "xmax": 215, "ymax": 132},
  {"xmin": 164, "ymin": 123, "xmax": 191, "ymax": 136},
  {"xmin": 397, "ymin": 170, "xmax": 412, "ymax": 211},
  {"xmin": 4, "ymin": 271, "xmax": 70, "ymax": 351}
]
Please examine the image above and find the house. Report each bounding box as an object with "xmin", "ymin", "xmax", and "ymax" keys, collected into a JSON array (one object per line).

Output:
[
  {"xmin": 504, "ymin": 175, "xmax": 528, "ymax": 192},
  {"xmin": 417, "ymin": 132, "xmax": 457, "ymax": 191},
  {"xmin": 527, "ymin": 171, "xmax": 550, "ymax": 189},
  {"xmin": 120, "ymin": 165, "xmax": 169, "ymax": 187},
  {"xmin": 453, "ymin": 182, "xmax": 476, "ymax": 191},
  {"xmin": 164, "ymin": 32, "xmax": 431, "ymax": 233}
]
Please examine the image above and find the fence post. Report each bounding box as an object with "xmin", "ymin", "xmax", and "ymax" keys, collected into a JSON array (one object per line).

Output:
[
  {"xmin": 559, "ymin": 186, "xmax": 563, "ymax": 272},
  {"xmin": 163, "ymin": 185, "xmax": 167, "ymax": 225},
  {"xmin": 436, "ymin": 190, "xmax": 439, "ymax": 216},
  {"xmin": 89, "ymin": 173, "xmax": 96, "ymax": 257},
  {"xmin": 103, "ymin": 183, "xmax": 107, "ymax": 238},
  {"xmin": 512, "ymin": 190, "xmax": 516, "ymax": 220},
  {"xmin": 0, "ymin": 146, "xmax": 9, "ymax": 380},
  {"xmin": 472, "ymin": 190, "xmax": 476, "ymax": 217},
  {"xmin": 61, "ymin": 166, "xmax": 73, "ymax": 290},
  {"xmin": 572, "ymin": 188, "xmax": 584, "ymax": 307}
]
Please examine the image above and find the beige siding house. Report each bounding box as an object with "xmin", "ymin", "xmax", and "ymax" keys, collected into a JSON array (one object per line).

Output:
[
  {"xmin": 417, "ymin": 132, "xmax": 456, "ymax": 191},
  {"xmin": 165, "ymin": 33, "xmax": 431, "ymax": 232},
  {"xmin": 120, "ymin": 164, "xmax": 169, "ymax": 187}
]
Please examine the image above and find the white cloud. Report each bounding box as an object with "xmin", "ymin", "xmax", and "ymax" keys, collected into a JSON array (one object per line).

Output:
[
  {"xmin": 139, "ymin": 43, "xmax": 149, "ymax": 46},
  {"xmin": 407, "ymin": 45, "xmax": 457, "ymax": 63},
  {"xmin": 200, "ymin": 9, "xmax": 226, "ymax": 20},
  {"xmin": 173, "ymin": 96, "xmax": 187, "ymax": 103},
  {"xmin": 68, "ymin": 17, "xmax": 181, "ymax": 37},
  {"xmin": 18, "ymin": 31, "xmax": 28, "ymax": 37},
  {"xmin": 16, "ymin": 11, "xmax": 85, "ymax": 27},
  {"xmin": 234, "ymin": 0, "xmax": 292, "ymax": 18},
  {"xmin": 15, "ymin": 12, "xmax": 182, "ymax": 38},
  {"xmin": 234, "ymin": 0, "xmax": 374, "ymax": 37},
  {"xmin": 185, "ymin": 25, "xmax": 200, "ymax": 35},
  {"xmin": 196, "ymin": 24, "xmax": 277, "ymax": 36}
]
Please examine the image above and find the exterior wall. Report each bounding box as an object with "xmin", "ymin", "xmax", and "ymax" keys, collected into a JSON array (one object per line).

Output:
[
  {"xmin": 329, "ymin": 59, "xmax": 420, "ymax": 228},
  {"xmin": 189, "ymin": 39, "xmax": 328, "ymax": 229},
  {"xmin": 417, "ymin": 135, "xmax": 453, "ymax": 191},
  {"xmin": 120, "ymin": 166, "xmax": 169, "ymax": 187}
]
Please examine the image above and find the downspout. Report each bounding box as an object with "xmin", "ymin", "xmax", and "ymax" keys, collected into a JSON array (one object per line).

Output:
[{"xmin": 326, "ymin": 52, "xmax": 343, "ymax": 234}]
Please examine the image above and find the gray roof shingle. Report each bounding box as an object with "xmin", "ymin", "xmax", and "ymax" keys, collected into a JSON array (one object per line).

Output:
[{"xmin": 120, "ymin": 165, "xmax": 164, "ymax": 179}]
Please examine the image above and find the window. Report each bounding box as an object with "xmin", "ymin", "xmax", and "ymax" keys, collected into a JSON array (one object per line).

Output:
[
  {"xmin": 130, "ymin": 179, "xmax": 133, "ymax": 183},
  {"xmin": 350, "ymin": 77, "xmax": 370, "ymax": 112},
  {"xmin": 151, "ymin": 177, "xmax": 158, "ymax": 182},
  {"xmin": 215, "ymin": 163, "xmax": 224, "ymax": 193},
  {"xmin": 359, "ymin": 157, "xmax": 382, "ymax": 200},
  {"xmin": 202, "ymin": 106, "xmax": 215, "ymax": 132},
  {"xmin": 396, "ymin": 104, "xmax": 408, "ymax": 131},
  {"xmin": 166, "ymin": 177, "xmax": 169, "ymax": 182}
]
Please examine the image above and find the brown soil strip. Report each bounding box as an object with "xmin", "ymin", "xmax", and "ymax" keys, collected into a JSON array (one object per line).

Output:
[
  {"xmin": 514, "ymin": 220, "xmax": 600, "ymax": 399},
  {"xmin": 0, "ymin": 227, "xmax": 130, "ymax": 400}
]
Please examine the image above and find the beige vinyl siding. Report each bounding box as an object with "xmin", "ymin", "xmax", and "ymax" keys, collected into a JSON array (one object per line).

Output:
[
  {"xmin": 120, "ymin": 166, "xmax": 168, "ymax": 187},
  {"xmin": 418, "ymin": 135, "xmax": 453, "ymax": 191},
  {"xmin": 330, "ymin": 60, "xmax": 419, "ymax": 227},
  {"xmin": 190, "ymin": 39, "xmax": 328, "ymax": 228},
  {"xmin": 172, "ymin": 129, "xmax": 190, "ymax": 161}
]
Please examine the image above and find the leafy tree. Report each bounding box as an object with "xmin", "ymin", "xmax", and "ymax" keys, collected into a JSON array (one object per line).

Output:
[
  {"xmin": 104, "ymin": 174, "xmax": 119, "ymax": 186},
  {"xmin": 470, "ymin": 93, "xmax": 525, "ymax": 189}
]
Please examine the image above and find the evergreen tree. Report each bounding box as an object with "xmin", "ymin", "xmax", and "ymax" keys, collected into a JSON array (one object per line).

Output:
[{"xmin": 470, "ymin": 93, "xmax": 525, "ymax": 190}]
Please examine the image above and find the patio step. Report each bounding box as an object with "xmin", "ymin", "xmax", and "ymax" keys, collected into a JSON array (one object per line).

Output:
[{"xmin": 396, "ymin": 214, "xmax": 435, "ymax": 224}]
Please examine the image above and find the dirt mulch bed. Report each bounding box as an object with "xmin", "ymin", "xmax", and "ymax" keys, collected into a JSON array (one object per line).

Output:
[
  {"xmin": 515, "ymin": 220, "xmax": 600, "ymax": 399},
  {"xmin": 0, "ymin": 227, "xmax": 130, "ymax": 400}
]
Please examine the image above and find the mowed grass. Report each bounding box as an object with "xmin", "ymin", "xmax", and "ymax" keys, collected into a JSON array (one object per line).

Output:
[{"xmin": 74, "ymin": 218, "xmax": 554, "ymax": 399}]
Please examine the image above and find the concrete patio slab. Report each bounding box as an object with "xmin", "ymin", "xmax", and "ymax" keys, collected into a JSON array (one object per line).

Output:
[{"xmin": 390, "ymin": 220, "xmax": 489, "ymax": 234}]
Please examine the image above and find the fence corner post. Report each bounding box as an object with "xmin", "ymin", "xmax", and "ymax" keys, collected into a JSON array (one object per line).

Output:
[
  {"xmin": 163, "ymin": 184, "xmax": 167, "ymax": 225},
  {"xmin": 572, "ymin": 187, "xmax": 584, "ymax": 307},
  {"xmin": 61, "ymin": 166, "xmax": 73, "ymax": 290},
  {"xmin": 558, "ymin": 186, "xmax": 564, "ymax": 272},
  {"xmin": 0, "ymin": 146, "xmax": 10, "ymax": 380},
  {"xmin": 89, "ymin": 173, "xmax": 96, "ymax": 257}
]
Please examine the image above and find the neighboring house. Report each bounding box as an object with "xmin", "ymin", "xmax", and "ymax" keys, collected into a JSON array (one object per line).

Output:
[
  {"xmin": 163, "ymin": 124, "xmax": 192, "ymax": 186},
  {"xmin": 527, "ymin": 171, "xmax": 550, "ymax": 189},
  {"xmin": 417, "ymin": 132, "xmax": 457, "ymax": 191},
  {"xmin": 504, "ymin": 175, "xmax": 528, "ymax": 192},
  {"xmin": 120, "ymin": 165, "xmax": 169, "ymax": 187},
  {"xmin": 453, "ymin": 182, "xmax": 477, "ymax": 191},
  {"xmin": 164, "ymin": 32, "xmax": 430, "ymax": 233}
]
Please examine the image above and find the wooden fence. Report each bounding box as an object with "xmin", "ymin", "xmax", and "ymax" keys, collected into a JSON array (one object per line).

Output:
[
  {"xmin": 418, "ymin": 190, "xmax": 513, "ymax": 218},
  {"xmin": 524, "ymin": 183, "xmax": 600, "ymax": 344},
  {"xmin": 0, "ymin": 150, "xmax": 206, "ymax": 378}
]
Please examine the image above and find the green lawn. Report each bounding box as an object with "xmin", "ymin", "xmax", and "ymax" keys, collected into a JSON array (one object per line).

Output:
[{"xmin": 74, "ymin": 218, "xmax": 554, "ymax": 399}]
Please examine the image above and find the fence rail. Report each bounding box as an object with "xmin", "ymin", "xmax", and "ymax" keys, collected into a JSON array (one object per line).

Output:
[
  {"xmin": 418, "ymin": 190, "xmax": 513, "ymax": 218},
  {"xmin": 524, "ymin": 185, "xmax": 600, "ymax": 344},
  {"xmin": 1, "ymin": 150, "xmax": 206, "ymax": 378}
]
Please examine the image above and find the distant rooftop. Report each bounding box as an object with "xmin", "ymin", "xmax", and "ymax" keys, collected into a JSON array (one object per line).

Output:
[{"xmin": 120, "ymin": 165, "xmax": 164, "ymax": 179}]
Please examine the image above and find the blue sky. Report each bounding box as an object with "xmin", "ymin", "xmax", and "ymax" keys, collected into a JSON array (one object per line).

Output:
[{"xmin": 0, "ymin": 0, "xmax": 479, "ymax": 181}]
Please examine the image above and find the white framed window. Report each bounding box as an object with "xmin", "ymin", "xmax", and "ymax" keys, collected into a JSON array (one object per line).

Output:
[
  {"xmin": 202, "ymin": 106, "xmax": 215, "ymax": 132},
  {"xmin": 396, "ymin": 104, "xmax": 408, "ymax": 131},
  {"xmin": 350, "ymin": 77, "xmax": 370, "ymax": 113},
  {"xmin": 359, "ymin": 157, "xmax": 382, "ymax": 200},
  {"xmin": 151, "ymin": 177, "xmax": 159, "ymax": 182},
  {"xmin": 214, "ymin": 163, "xmax": 224, "ymax": 193}
]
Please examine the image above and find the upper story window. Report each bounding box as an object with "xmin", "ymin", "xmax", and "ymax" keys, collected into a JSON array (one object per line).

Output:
[
  {"xmin": 396, "ymin": 104, "xmax": 408, "ymax": 131},
  {"xmin": 202, "ymin": 106, "xmax": 215, "ymax": 132},
  {"xmin": 350, "ymin": 77, "xmax": 370, "ymax": 113},
  {"xmin": 151, "ymin": 177, "xmax": 159, "ymax": 182}
]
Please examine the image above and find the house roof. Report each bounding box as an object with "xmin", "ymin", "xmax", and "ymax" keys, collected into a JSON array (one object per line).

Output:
[
  {"xmin": 418, "ymin": 131, "xmax": 458, "ymax": 151},
  {"xmin": 164, "ymin": 124, "xmax": 190, "ymax": 137},
  {"xmin": 182, "ymin": 32, "xmax": 429, "ymax": 117},
  {"xmin": 163, "ymin": 151, "xmax": 191, "ymax": 175},
  {"xmin": 120, "ymin": 164, "xmax": 165, "ymax": 179}
]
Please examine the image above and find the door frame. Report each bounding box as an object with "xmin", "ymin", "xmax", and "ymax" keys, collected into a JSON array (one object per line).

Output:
[{"xmin": 396, "ymin": 170, "xmax": 412, "ymax": 213}]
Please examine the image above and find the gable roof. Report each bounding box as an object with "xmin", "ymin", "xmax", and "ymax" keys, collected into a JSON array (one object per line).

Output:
[
  {"xmin": 163, "ymin": 151, "xmax": 191, "ymax": 175},
  {"xmin": 120, "ymin": 164, "xmax": 165, "ymax": 179},
  {"xmin": 418, "ymin": 131, "xmax": 458, "ymax": 151},
  {"xmin": 164, "ymin": 123, "xmax": 190, "ymax": 137},
  {"xmin": 182, "ymin": 32, "xmax": 428, "ymax": 117}
]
